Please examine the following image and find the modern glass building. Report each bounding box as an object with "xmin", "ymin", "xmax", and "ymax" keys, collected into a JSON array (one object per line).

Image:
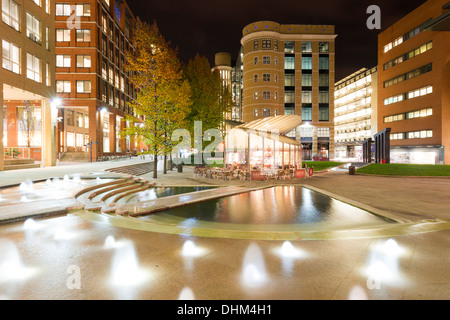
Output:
[
  {"xmin": 334, "ymin": 67, "xmax": 378, "ymax": 161},
  {"xmin": 240, "ymin": 21, "xmax": 337, "ymax": 160}
]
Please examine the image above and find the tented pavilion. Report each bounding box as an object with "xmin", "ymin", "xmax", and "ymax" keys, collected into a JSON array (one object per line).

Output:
[{"xmin": 224, "ymin": 115, "xmax": 302, "ymax": 172}]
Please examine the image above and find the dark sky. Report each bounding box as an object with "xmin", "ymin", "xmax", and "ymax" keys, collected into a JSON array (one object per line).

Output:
[{"xmin": 126, "ymin": 0, "xmax": 428, "ymax": 81}]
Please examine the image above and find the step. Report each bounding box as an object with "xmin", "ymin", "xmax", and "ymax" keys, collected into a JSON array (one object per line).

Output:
[
  {"xmin": 4, "ymin": 163, "xmax": 41, "ymax": 170},
  {"xmin": 4, "ymin": 158, "xmax": 36, "ymax": 165}
]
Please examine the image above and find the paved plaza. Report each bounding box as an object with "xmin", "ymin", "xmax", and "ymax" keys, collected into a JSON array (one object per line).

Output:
[{"xmin": 0, "ymin": 160, "xmax": 449, "ymax": 300}]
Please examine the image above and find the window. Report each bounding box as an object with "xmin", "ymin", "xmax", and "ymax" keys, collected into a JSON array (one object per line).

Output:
[
  {"xmin": 56, "ymin": 54, "xmax": 71, "ymax": 67},
  {"xmin": 262, "ymin": 39, "xmax": 271, "ymax": 50},
  {"xmin": 284, "ymin": 41, "xmax": 294, "ymax": 53},
  {"xmin": 285, "ymin": 56, "xmax": 295, "ymax": 70},
  {"xmin": 319, "ymin": 74, "xmax": 329, "ymax": 87},
  {"xmin": 384, "ymin": 63, "xmax": 432, "ymax": 88},
  {"xmin": 262, "ymin": 56, "xmax": 270, "ymax": 64},
  {"xmin": 302, "ymin": 41, "xmax": 312, "ymax": 53},
  {"xmin": 302, "ymin": 74, "xmax": 312, "ymax": 87},
  {"xmin": 253, "ymin": 57, "xmax": 258, "ymax": 65},
  {"xmin": 274, "ymin": 40, "xmax": 278, "ymax": 51},
  {"xmin": 76, "ymin": 55, "xmax": 91, "ymax": 68},
  {"xmin": 56, "ymin": 80, "xmax": 71, "ymax": 93},
  {"xmin": 45, "ymin": 27, "xmax": 49, "ymax": 50},
  {"xmin": 319, "ymin": 91, "xmax": 329, "ymax": 104},
  {"xmin": 319, "ymin": 42, "xmax": 329, "ymax": 53},
  {"xmin": 2, "ymin": 0, "xmax": 20, "ymax": 31},
  {"xmin": 26, "ymin": 13, "xmax": 41, "ymax": 43},
  {"xmin": 407, "ymin": 130, "xmax": 433, "ymax": 139},
  {"xmin": 55, "ymin": 3, "xmax": 71, "ymax": 16},
  {"xmin": 66, "ymin": 111, "xmax": 74, "ymax": 126},
  {"xmin": 26, "ymin": 53, "xmax": 40, "ymax": 82},
  {"xmin": 253, "ymin": 109, "xmax": 259, "ymax": 117},
  {"xmin": 75, "ymin": 4, "xmax": 90, "ymax": 16},
  {"xmin": 319, "ymin": 106, "xmax": 329, "ymax": 121},
  {"xmin": 391, "ymin": 133, "xmax": 405, "ymax": 140},
  {"xmin": 319, "ymin": 56, "xmax": 329, "ymax": 70},
  {"xmin": 253, "ymin": 74, "xmax": 258, "ymax": 82},
  {"xmin": 317, "ymin": 128, "xmax": 330, "ymax": 138},
  {"xmin": 263, "ymin": 108, "xmax": 271, "ymax": 117},
  {"xmin": 302, "ymin": 56, "xmax": 312, "ymax": 70},
  {"xmin": 76, "ymin": 29, "xmax": 91, "ymax": 42},
  {"xmin": 384, "ymin": 94, "xmax": 403, "ymax": 106},
  {"xmin": 262, "ymin": 74, "xmax": 270, "ymax": 82},
  {"xmin": 254, "ymin": 40, "xmax": 259, "ymax": 51},
  {"xmin": 384, "ymin": 41, "xmax": 433, "ymax": 70},
  {"xmin": 45, "ymin": 63, "xmax": 49, "ymax": 86},
  {"xmin": 262, "ymin": 91, "xmax": 270, "ymax": 100},
  {"xmin": 407, "ymin": 85, "xmax": 433, "ymax": 100},
  {"xmin": 285, "ymin": 74, "xmax": 295, "ymax": 87},
  {"xmin": 302, "ymin": 106, "xmax": 312, "ymax": 121},
  {"xmin": 253, "ymin": 91, "xmax": 258, "ymax": 100},
  {"xmin": 56, "ymin": 29, "xmax": 70, "ymax": 42},
  {"xmin": 76, "ymin": 81, "xmax": 91, "ymax": 93},
  {"xmin": 301, "ymin": 91, "xmax": 312, "ymax": 104},
  {"xmin": 2, "ymin": 40, "xmax": 20, "ymax": 74},
  {"xmin": 102, "ymin": 60, "xmax": 107, "ymax": 80},
  {"xmin": 284, "ymin": 91, "xmax": 295, "ymax": 104},
  {"xmin": 32, "ymin": 0, "xmax": 41, "ymax": 7},
  {"xmin": 406, "ymin": 107, "xmax": 433, "ymax": 120}
]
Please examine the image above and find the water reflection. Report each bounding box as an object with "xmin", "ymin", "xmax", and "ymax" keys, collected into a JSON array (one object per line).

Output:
[
  {"xmin": 154, "ymin": 187, "xmax": 387, "ymax": 227},
  {"xmin": 241, "ymin": 243, "xmax": 268, "ymax": 288}
]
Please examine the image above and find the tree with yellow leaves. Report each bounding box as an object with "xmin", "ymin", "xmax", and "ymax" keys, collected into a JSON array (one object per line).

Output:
[{"xmin": 123, "ymin": 19, "xmax": 191, "ymax": 179}]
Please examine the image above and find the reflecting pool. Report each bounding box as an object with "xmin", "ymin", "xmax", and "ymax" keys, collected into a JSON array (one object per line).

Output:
[{"xmin": 141, "ymin": 186, "xmax": 390, "ymax": 229}]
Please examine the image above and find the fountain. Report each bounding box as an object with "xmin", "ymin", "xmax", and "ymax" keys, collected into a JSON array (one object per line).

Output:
[
  {"xmin": 241, "ymin": 243, "xmax": 268, "ymax": 288},
  {"xmin": 178, "ymin": 287, "xmax": 195, "ymax": 300},
  {"xmin": 365, "ymin": 238, "xmax": 404, "ymax": 287},
  {"xmin": 72, "ymin": 174, "xmax": 82, "ymax": 184},
  {"xmin": 110, "ymin": 240, "xmax": 148, "ymax": 288},
  {"xmin": 19, "ymin": 179, "xmax": 34, "ymax": 193},
  {"xmin": 23, "ymin": 218, "xmax": 42, "ymax": 231},
  {"xmin": 181, "ymin": 240, "xmax": 204, "ymax": 257},
  {"xmin": 63, "ymin": 175, "xmax": 70, "ymax": 184},
  {"xmin": 0, "ymin": 239, "xmax": 35, "ymax": 283},
  {"xmin": 348, "ymin": 286, "xmax": 369, "ymax": 300}
]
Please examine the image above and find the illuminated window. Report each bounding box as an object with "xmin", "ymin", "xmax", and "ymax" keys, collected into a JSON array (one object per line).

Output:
[
  {"xmin": 2, "ymin": 0, "xmax": 20, "ymax": 31},
  {"xmin": 76, "ymin": 80, "xmax": 91, "ymax": 93},
  {"xmin": 2, "ymin": 39, "xmax": 20, "ymax": 74},
  {"xmin": 56, "ymin": 54, "xmax": 71, "ymax": 67},
  {"xmin": 56, "ymin": 80, "xmax": 71, "ymax": 93},
  {"xmin": 26, "ymin": 53, "xmax": 41, "ymax": 82},
  {"xmin": 26, "ymin": 13, "xmax": 41, "ymax": 43},
  {"xmin": 56, "ymin": 29, "xmax": 70, "ymax": 42},
  {"xmin": 76, "ymin": 29, "xmax": 91, "ymax": 42}
]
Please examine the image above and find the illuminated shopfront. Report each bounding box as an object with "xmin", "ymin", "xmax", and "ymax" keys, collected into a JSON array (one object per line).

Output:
[{"xmin": 225, "ymin": 115, "xmax": 302, "ymax": 170}]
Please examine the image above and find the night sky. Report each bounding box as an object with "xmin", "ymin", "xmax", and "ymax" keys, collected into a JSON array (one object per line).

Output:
[{"xmin": 126, "ymin": 0, "xmax": 427, "ymax": 81}]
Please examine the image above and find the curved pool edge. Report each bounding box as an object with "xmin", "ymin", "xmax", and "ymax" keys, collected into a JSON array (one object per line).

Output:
[{"xmin": 70, "ymin": 210, "xmax": 450, "ymax": 241}]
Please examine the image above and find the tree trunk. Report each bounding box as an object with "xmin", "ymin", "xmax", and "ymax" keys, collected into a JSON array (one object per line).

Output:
[
  {"xmin": 169, "ymin": 152, "xmax": 173, "ymax": 171},
  {"xmin": 163, "ymin": 154, "xmax": 167, "ymax": 174},
  {"xmin": 153, "ymin": 146, "xmax": 158, "ymax": 179}
]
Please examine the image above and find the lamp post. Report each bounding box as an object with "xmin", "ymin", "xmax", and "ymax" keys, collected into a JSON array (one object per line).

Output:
[{"xmin": 84, "ymin": 139, "xmax": 99, "ymax": 163}]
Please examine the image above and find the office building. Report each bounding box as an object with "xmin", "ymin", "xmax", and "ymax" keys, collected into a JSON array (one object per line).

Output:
[
  {"xmin": 55, "ymin": 0, "xmax": 137, "ymax": 161},
  {"xmin": 240, "ymin": 21, "xmax": 337, "ymax": 160},
  {"xmin": 1, "ymin": 0, "xmax": 56, "ymax": 170},
  {"xmin": 378, "ymin": 0, "xmax": 450, "ymax": 164},
  {"xmin": 334, "ymin": 67, "xmax": 378, "ymax": 161}
]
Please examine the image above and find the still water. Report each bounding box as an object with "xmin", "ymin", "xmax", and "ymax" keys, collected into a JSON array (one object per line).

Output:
[{"xmin": 148, "ymin": 186, "xmax": 390, "ymax": 228}]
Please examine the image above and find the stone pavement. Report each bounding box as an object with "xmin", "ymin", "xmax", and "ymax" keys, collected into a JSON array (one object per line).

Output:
[{"xmin": 1, "ymin": 161, "xmax": 450, "ymax": 300}]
